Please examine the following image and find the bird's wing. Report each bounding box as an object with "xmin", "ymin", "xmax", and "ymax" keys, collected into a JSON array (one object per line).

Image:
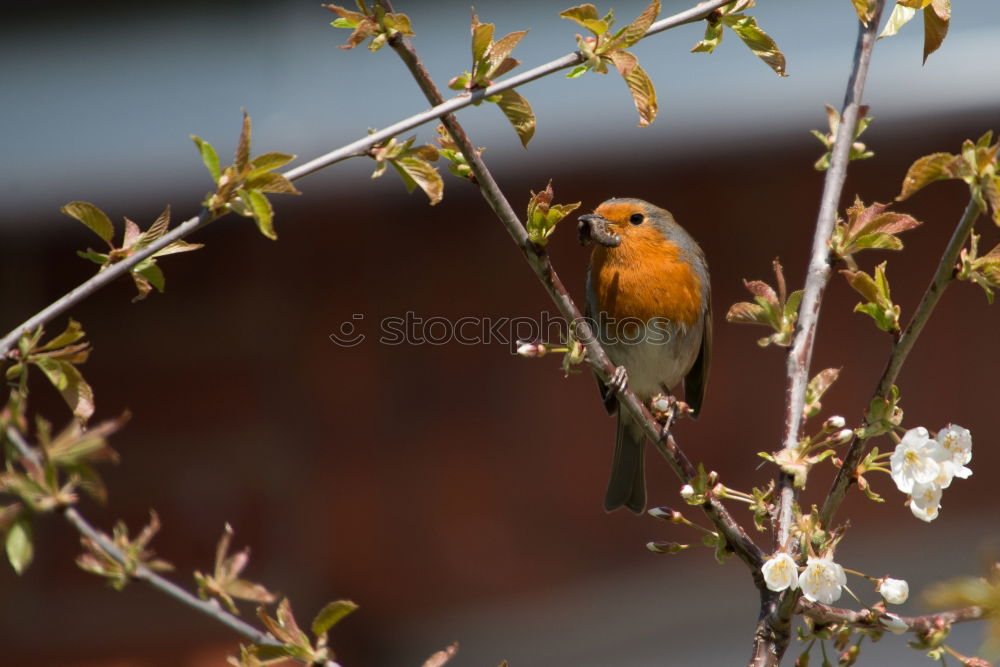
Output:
[{"xmin": 683, "ymin": 290, "xmax": 711, "ymax": 417}]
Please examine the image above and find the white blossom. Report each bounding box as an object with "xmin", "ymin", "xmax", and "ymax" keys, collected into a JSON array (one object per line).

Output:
[
  {"xmin": 680, "ymin": 484, "xmax": 695, "ymax": 500},
  {"xmin": 890, "ymin": 427, "xmax": 941, "ymax": 494},
  {"xmin": 877, "ymin": 577, "xmax": 909, "ymax": 604},
  {"xmin": 761, "ymin": 553, "xmax": 799, "ymax": 592},
  {"xmin": 909, "ymin": 480, "xmax": 942, "ymax": 522},
  {"xmin": 934, "ymin": 424, "xmax": 972, "ymax": 481},
  {"xmin": 799, "ymin": 557, "xmax": 846, "ymax": 604}
]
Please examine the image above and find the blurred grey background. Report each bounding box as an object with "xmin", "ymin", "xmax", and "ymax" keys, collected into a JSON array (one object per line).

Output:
[{"xmin": 2, "ymin": 1, "xmax": 999, "ymax": 665}]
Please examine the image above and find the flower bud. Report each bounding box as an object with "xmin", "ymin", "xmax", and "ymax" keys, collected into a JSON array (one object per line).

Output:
[
  {"xmin": 680, "ymin": 484, "xmax": 695, "ymax": 500},
  {"xmin": 830, "ymin": 429, "xmax": 854, "ymax": 446},
  {"xmin": 648, "ymin": 506, "xmax": 684, "ymax": 523},
  {"xmin": 823, "ymin": 415, "xmax": 846, "ymax": 431},
  {"xmin": 879, "ymin": 613, "xmax": 909, "ymax": 635},
  {"xmin": 516, "ymin": 342, "xmax": 546, "ymax": 358},
  {"xmin": 646, "ymin": 541, "xmax": 688, "ymax": 554},
  {"xmin": 877, "ymin": 577, "xmax": 909, "ymax": 604}
]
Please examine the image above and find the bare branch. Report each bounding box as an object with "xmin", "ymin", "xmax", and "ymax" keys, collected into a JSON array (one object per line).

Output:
[
  {"xmin": 798, "ymin": 598, "xmax": 988, "ymax": 633},
  {"xmin": 774, "ymin": 0, "xmax": 887, "ymax": 549}
]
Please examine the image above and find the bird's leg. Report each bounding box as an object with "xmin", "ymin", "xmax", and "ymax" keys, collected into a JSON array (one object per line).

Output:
[{"xmin": 603, "ymin": 365, "xmax": 628, "ymax": 404}]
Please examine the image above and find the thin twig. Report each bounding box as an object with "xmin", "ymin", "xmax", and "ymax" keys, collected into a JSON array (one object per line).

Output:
[
  {"xmin": 0, "ymin": 0, "xmax": 733, "ymax": 360},
  {"xmin": 798, "ymin": 598, "xmax": 988, "ymax": 633},
  {"xmin": 377, "ymin": 0, "xmax": 764, "ymax": 572},
  {"xmin": 3, "ymin": 426, "xmax": 283, "ymax": 652},
  {"xmin": 820, "ymin": 194, "xmax": 982, "ymax": 526},
  {"xmin": 774, "ymin": 0, "xmax": 886, "ymax": 550}
]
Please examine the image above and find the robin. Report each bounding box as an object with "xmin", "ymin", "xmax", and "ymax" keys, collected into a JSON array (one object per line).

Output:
[{"xmin": 578, "ymin": 198, "xmax": 711, "ymax": 513}]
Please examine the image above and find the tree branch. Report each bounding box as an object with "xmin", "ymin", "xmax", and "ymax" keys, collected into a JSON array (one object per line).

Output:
[
  {"xmin": 0, "ymin": 0, "xmax": 734, "ymax": 361},
  {"xmin": 798, "ymin": 598, "xmax": 988, "ymax": 634},
  {"xmin": 774, "ymin": 0, "xmax": 886, "ymax": 550},
  {"xmin": 820, "ymin": 193, "xmax": 982, "ymax": 526},
  {"xmin": 377, "ymin": 0, "xmax": 763, "ymax": 572}
]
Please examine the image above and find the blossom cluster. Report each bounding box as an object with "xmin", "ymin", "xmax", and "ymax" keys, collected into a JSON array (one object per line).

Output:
[
  {"xmin": 889, "ymin": 425, "xmax": 972, "ymax": 522},
  {"xmin": 761, "ymin": 552, "xmax": 910, "ymax": 604},
  {"xmin": 761, "ymin": 553, "xmax": 909, "ymax": 607}
]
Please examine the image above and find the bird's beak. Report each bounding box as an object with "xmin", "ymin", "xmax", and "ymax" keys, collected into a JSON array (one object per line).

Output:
[{"xmin": 577, "ymin": 214, "xmax": 621, "ymax": 248}]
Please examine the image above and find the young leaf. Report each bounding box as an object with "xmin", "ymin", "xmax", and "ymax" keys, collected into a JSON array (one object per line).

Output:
[
  {"xmin": 691, "ymin": 21, "xmax": 723, "ymax": 53},
  {"xmin": 607, "ymin": 50, "xmax": 657, "ymax": 126},
  {"xmin": 879, "ymin": 3, "xmax": 918, "ymax": 38},
  {"xmin": 391, "ymin": 156, "xmax": 444, "ymax": 205},
  {"xmin": 722, "ymin": 14, "xmax": 787, "ymax": 77},
  {"xmin": 34, "ymin": 358, "xmax": 95, "ymax": 423},
  {"xmin": 250, "ymin": 152, "xmax": 296, "ymax": 174},
  {"xmin": 607, "ymin": 0, "xmax": 659, "ymax": 50},
  {"xmin": 851, "ymin": 0, "xmax": 878, "ymax": 25},
  {"xmin": 61, "ymin": 201, "xmax": 114, "ymax": 246},
  {"xmin": 311, "ymin": 599, "xmax": 359, "ymax": 639},
  {"xmin": 242, "ymin": 189, "xmax": 276, "ymax": 240},
  {"xmin": 897, "ymin": 152, "xmax": 964, "ymax": 200},
  {"xmin": 922, "ymin": 0, "xmax": 950, "ymax": 64},
  {"xmin": 803, "ymin": 368, "xmax": 841, "ymax": 419},
  {"xmin": 5, "ymin": 517, "xmax": 33, "ymax": 574},
  {"xmin": 235, "ymin": 111, "xmax": 251, "ymax": 172},
  {"xmin": 191, "ymin": 136, "xmax": 222, "ymax": 183},
  {"xmin": 559, "ymin": 4, "xmax": 609, "ymax": 35},
  {"xmin": 494, "ymin": 89, "xmax": 536, "ymax": 147}
]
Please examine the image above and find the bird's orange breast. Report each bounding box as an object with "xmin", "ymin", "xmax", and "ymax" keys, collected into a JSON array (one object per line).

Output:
[{"xmin": 590, "ymin": 225, "xmax": 702, "ymax": 328}]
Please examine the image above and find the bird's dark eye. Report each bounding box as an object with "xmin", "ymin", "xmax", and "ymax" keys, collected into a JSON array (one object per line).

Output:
[{"xmin": 629, "ymin": 213, "xmax": 644, "ymax": 225}]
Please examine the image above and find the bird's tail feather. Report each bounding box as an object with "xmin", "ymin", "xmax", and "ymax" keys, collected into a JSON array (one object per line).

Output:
[{"xmin": 604, "ymin": 414, "xmax": 646, "ymax": 513}]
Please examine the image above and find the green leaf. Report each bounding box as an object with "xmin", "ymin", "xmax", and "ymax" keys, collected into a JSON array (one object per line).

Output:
[
  {"xmin": 897, "ymin": 152, "xmax": 964, "ymax": 200},
  {"xmin": 250, "ymin": 152, "xmax": 296, "ymax": 174},
  {"xmin": 153, "ymin": 240, "xmax": 204, "ymax": 257},
  {"xmin": 191, "ymin": 136, "xmax": 222, "ymax": 183},
  {"xmin": 382, "ymin": 12, "xmax": 414, "ymax": 37},
  {"xmin": 494, "ymin": 89, "xmax": 536, "ymax": 147},
  {"xmin": 851, "ymin": 233, "xmax": 903, "ymax": 251},
  {"xmin": 851, "ymin": 0, "xmax": 878, "ymax": 25},
  {"xmin": 607, "ymin": 50, "xmax": 657, "ymax": 126},
  {"xmin": 311, "ymin": 599, "xmax": 359, "ymax": 638},
  {"xmin": 559, "ymin": 4, "xmax": 609, "ymax": 35},
  {"xmin": 6, "ymin": 517, "xmax": 33, "ymax": 574},
  {"xmin": 489, "ymin": 30, "xmax": 527, "ymax": 74},
  {"xmin": 879, "ymin": 3, "xmax": 918, "ymax": 38},
  {"xmin": 35, "ymin": 357, "xmax": 95, "ymax": 423},
  {"xmin": 722, "ymin": 14, "xmax": 787, "ymax": 77},
  {"xmin": 471, "ymin": 13, "xmax": 494, "ymax": 67},
  {"xmin": 803, "ymin": 367, "xmax": 840, "ymax": 419},
  {"xmin": 609, "ymin": 0, "xmax": 659, "ymax": 49},
  {"xmin": 725, "ymin": 301, "xmax": 769, "ymax": 327},
  {"xmin": 331, "ymin": 17, "xmax": 356, "ymax": 28},
  {"xmin": 36, "ymin": 319, "xmax": 86, "ymax": 352},
  {"xmin": 243, "ymin": 189, "xmax": 276, "ymax": 240},
  {"xmin": 390, "ymin": 157, "xmax": 444, "ymax": 205},
  {"xmin": 566, "ymin": 64, "xmax": 588, "ymax": 79},
  {"xmin": 922, "ymin": 0, "xmax": 950, "ymax": 64},
  {"xmin": 61, "ymin": 201, "xmax": 114, "ymax": 246},
  {"xmin": 235, "ymin": 112, "xmax": 251, "ymax": 171},
  {"xmin": 135, "ymin": 259, "xmax": 165, "ymax": 293},
  {"xmin": 691, "ymin": 22, "xmax": 723, "ymax": 53},
  {"xmin": 246, "ymin": 172, "xmax": 301, "ymax": 195}
]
